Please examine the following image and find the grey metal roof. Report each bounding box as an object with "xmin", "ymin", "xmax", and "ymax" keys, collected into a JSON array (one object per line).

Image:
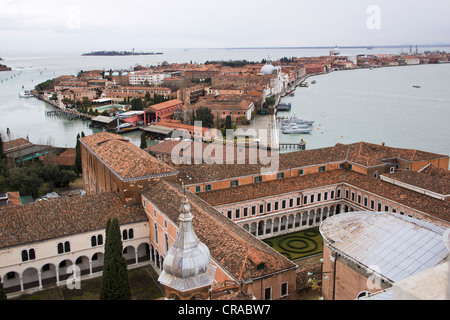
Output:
[
  {"xmin": 320, "ymin": 211, "xmax": 448, "ymax": 283},
  {"xmin": 91, "ymin": 115, "xmax": 115, "ymax": 124},
  {"xmin": 143, "ymin": 126, "xmax": 174, "ymax": 135}
]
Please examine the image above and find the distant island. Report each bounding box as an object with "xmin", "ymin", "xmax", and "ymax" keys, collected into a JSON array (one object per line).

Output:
[
  {"xmin": 82, "ymin": 50, "xmax": 163, "ymax": 56},
  {"xmin": 0, "ymin": 58, "xmax": 12, "ymax": 72}
]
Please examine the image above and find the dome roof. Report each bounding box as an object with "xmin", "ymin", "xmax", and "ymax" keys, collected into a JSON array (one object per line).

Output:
[
  {"xmin": 260, "ymin": 63, "xmax": 276, "ymax": 75},
  {"xmin": 158, "ymin": 197, "xmax": 216, "ymax": 292}
]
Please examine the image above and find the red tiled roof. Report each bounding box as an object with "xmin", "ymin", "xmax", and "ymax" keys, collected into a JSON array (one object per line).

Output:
[
  {"xmin": 197, "ymin": 170, "xmax": 346, "ymax": 206},
  {"xmin": 144, "ymin": 99, "xmax": 183, "ymax": 112},
  {"xmin": 344, "ymin": 142, "xmax": 448, "ymax": 167},
  {"xmin": 382, "ymin": 165, "xmax": 450, "ymax": 196},
  {"xmin": 80, "ymin": 132, "xmax": 177, "ymax": 180},
  {"xmin": 0, "ymin": 192, "xmax": 147, "ymax": 249},
  {"xmin": 3, "ymin": 138, "xmax": 33, "ymax": 154},
  {"xmin": 344, "ymin": 171, "xmax": 450, "ymax": 223},
  {"xmin": 142, "ymin": 180, "xmax": 297, "ymax": 282}
]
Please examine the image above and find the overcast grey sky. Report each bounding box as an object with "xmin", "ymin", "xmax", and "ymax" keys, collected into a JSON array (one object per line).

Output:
[{"xmin": 1, "ymin": 0, "xmax": 450, "ymax": 51}]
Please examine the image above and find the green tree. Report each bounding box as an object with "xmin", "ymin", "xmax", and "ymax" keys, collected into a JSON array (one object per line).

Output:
[
  {"xmin": 225, "ymin": 115, "xmax": 233, "ymax": 130},
  {"xmin": 140, "ymin": 131, "xmax": 147, "ymax": 149},
  {"xmin": 130, "ymin": 98, "xmax": 143, "ymax": 110},
  {"xmin": 75, "ymin": 133, "xmax": 81, "ymax": 174},
  {"xmin": 0, "ymin": 135, "xmax": 8, "ymax": 177},
  {"xmin": 100, "ymin": 217, "xmax": 131, "ymax": 300},
  {"xmin": 0, "ymin": 135, "xmax": 5, "ymax": 160},
  {"xmin": 264, "ymin": 96, "xmax": 276, "ymax": 108},
  {"xmin": 6, "ymin": 166, "xmax": 43, "ymax": 197},
  {"xmin": 194, "ymin": 107, "xmax": 214, "ymax": 128}
]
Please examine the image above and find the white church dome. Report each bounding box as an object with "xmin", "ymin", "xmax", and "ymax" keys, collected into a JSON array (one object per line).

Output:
[{"xmin": 260, "ymin": 63, "xmax": 276, "ymax": 75}]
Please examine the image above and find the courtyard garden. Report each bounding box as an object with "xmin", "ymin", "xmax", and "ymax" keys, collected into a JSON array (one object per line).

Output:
[{"xmin": 263, "ymin": 227, "xmax": 324, "ymax": 261}]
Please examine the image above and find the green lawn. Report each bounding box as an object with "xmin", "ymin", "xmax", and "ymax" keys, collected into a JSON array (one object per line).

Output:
[
  {"xmin": 16, "ymin": 266, "xmax": 164, "ymax": 300},
  {"xmin": 263, "ymin": 227, "xmax": 324, "ymax": 261}
]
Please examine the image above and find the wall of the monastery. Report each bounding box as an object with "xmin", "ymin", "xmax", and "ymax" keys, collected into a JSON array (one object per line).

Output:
[
  {"xmin": 412, "ymin": 157, "xmax": 450, "ymax": 171},
  {"xmin": 81, "ymin": 143, "xmax": 156, "ymax": 205},
  {"xmin": 321, "ymin": 245, "xmax": 391, "ymax": 300},
  {"xmin": 81, "ymin": 144, "xmax": 119, "ymax": 195},
  {"xmin": 243, "ymin": 269, "xmax": 297, "ymax": 300},
  {"xmin": 187, "ymin": 162, "xmax": 345, "ymax": 194}
]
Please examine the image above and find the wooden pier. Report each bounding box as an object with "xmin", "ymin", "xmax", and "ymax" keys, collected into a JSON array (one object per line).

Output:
[
  {"xmin": 279, "ymin": 140, "xmax": 306, "ymax": 150},
  {"xmin": 45, "ymin": 110, "xmax": 91, "ymax": 120}
]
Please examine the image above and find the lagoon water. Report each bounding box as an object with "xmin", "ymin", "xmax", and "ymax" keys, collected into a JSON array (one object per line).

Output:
[{"xmin": 0, "ymin": 47, "xmax": 449, "ymax": 159}]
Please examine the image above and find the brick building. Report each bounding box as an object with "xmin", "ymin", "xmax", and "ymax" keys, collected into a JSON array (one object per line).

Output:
[{"xmin": 79, "ymin": 132, "xmax": 178, "ymax": 205}]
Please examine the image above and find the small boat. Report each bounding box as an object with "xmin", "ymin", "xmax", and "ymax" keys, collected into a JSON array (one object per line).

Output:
[
  {"xmin": 299, "ymin": 82, "xmax": 309, "ymax": 87},
  {"xmin": 282, "ymin": 116, "xmax": 315, "ymax": 126},
  {"xmin": 413, "ymin": 85, "xmax": 421, "ymax": 89},
  {"xmin": 19, "ymin": 90, "xmax": 34, "ymax": 98},
  {"xmin": 277, "ymin": 103, "xmax": 292, "ymax": 111},
  {"xmin": 311, "ymin": 80, "xmax": 316, "ymax": 84},
  {"xmin": 282, "ymin": 127, "xmax": 313, "ymax": 134},
  {"xmin": 281, "ymin": 123, "xmax": 309, "ymax": 130}
]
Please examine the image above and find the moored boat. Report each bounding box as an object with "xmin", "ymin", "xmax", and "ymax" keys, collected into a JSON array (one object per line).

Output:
[
  {"xmin": 19, "ymin": 90, "xmax": 34, "ymax": 98},
  {"xmin": 282, "ymin": 127, "xmax": 313, "ymax": 134},
  {"xmin": 282, "ymin": 116, "xmax": 314, "ymax": 126}
]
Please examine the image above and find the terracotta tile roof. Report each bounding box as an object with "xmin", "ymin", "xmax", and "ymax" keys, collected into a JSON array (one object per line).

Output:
[
  {"xmin": 197, "ymin": 170, "xmax": 346, "ymax": 206},
  {"xmin": 80, "ymin": 132, "xmax": 177, "ymax": 180},
  {"xmin": 279, "ymin": 144, "xmax": 348, "ymax": 170},
  {"xmin": 382, "ymin": 165, "xmax": 450, "ymax": 196},
  {"xmin": 177, "ymin": 163, "xmax": 264, "ymax": 184},
  {"xmin": 146, "ymin": 140, "xmax": 269, "ymax": 163},
  {"xmin": 0, "ymin": 192, "xmax": 147, "ymax": 249},
  {"xmin": 344, "ymin": 142, "xmax": 448, "ymax": 167},
  {"xmin": 3, "ymin": 138, "xmax": 34, "ymax": 154},
  {"xmin": 144, "ymin": 99, "xmax": 183, "ymax": 112},
  {"xmin": 193, "ymin": 98, "xmax": 253, "ymax": 111},
  {"xmin": 42, "ymin": 148, "xmax": 76, "ymax": 167},
  {"xmin": 142, "ymin": 180, "xmax": 297, "ymax": 282},
  {"xmin": 176, "ymin": 145, "xmax": 347, "ymax": 184},
  {"xmin": 344, "ymin": 171, "xmax": 450, "ymax": 223}
]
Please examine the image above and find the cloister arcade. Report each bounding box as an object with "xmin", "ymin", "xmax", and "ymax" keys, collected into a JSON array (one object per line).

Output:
[
  {"xmin": 1, "ymin": 242, "xmax": 151, "ymax": 294},
  {"xmin": 241, "ymin": 202, "xmax": 358, "ymax": 239}
]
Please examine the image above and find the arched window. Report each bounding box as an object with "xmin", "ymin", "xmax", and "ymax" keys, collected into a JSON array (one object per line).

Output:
[
  {"xmin": 128, "ymin": 229, "xmax": 134, "ymax": 240},
  {"xmin": 122, "ymin": 230, "xmax": 128, "ymax": 240},
  {"xmin": 97, "ymin": 235, "xmax": 103, "ymax": 245},
  {"xmin": 356, "ymin": 291, "xmax": 371, "ymax": 299},
  {"xmin": 165, "ymin": 234, "xmax": 169, "ymax": 252},
  {"xmin": 64, "ymin": 241, "xmax": 71, "ymax": 253},
  {"xmin": 28, "ymin": 249, "xmax": 36, "ymax": 260},
  {"xmin": 91, "ymin": 236, "xmax": 97, "ymax": 247},
  {"xmin": 57, "ymin": 242, "xmax": 70, "ymax": 254},
  {"xmin": 21, "ymin": 250, "xmax": 29, "ymax": 262}
]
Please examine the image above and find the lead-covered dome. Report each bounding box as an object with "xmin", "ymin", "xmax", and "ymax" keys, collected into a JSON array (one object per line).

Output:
[{"xmin": 158, "ymin": 197, "xmax": 216, "ymax": 292}]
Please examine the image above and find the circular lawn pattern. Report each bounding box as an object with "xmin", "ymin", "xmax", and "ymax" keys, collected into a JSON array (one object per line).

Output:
[{"xmin": 263, "ymin": 227, "xmax": 323, "ymax": 261}]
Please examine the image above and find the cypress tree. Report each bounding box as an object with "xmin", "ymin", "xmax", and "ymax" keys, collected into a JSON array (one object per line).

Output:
[
  {"xmin": 100, "ymin": 217, "xmax": 131, "ymax": 300},
  {"xmin": 140, "ymin": 131, "xmax": 147, "ymax": 149},
  {"xmin": 74, "ymin": 133, "xmax": 81, "ymax": 174}
]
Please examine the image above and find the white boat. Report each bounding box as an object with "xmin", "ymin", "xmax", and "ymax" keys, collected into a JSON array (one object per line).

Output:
[
  {"xmin": 19, "ymin": 90, "xmax": 33, "ymax": 98},
  {"xmin": 281, "ymin": 123, "xmax": 309, "ymax": 130},
  {"xmin": 282, "ymin": 116, "xmax": 315, "ymax": 126},
  {"xmin": 282, "ymin": 127, "xmax": 313, "ymax": 134}
]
